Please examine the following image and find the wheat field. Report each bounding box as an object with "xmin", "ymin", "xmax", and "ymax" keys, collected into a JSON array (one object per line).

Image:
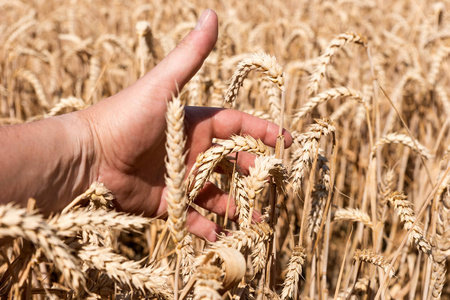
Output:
[{"xmin": 0, "ymin": 0, "xmax": 449, "ymax": 299}]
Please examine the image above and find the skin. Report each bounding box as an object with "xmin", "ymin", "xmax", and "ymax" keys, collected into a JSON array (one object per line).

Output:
[{"xmin": 0, "ymin": 10, "xmax": 292, "ymax": 241}]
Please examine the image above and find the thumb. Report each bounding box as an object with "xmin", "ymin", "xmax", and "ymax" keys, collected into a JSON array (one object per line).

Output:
[{"xmin": 136, "ymin": 9, "xmax": 218, "ymax": 100}]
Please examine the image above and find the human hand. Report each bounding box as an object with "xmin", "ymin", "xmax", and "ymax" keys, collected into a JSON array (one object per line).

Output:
[
  {"xmin": 1, "ymin": 10, "xmax": 292, "ymax": 241},
  {"xmin": 73, "ymin": 9, "xmax": 292, "ymax": 241}
]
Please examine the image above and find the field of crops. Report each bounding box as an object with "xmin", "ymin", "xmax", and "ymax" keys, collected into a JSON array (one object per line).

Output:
[{"xmin": 1, "ymin": 0, "xmax": 449, "ymax": 299}]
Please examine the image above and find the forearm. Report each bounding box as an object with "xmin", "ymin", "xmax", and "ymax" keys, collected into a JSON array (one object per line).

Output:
[{"xmin": 0, "ymin": 114, "xmax": 94, "ymax": 213}]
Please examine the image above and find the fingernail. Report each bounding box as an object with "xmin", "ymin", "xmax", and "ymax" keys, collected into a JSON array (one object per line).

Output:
[{"xmin": 195, "ymin": 9, "xmax": 211, "ymax": 30}]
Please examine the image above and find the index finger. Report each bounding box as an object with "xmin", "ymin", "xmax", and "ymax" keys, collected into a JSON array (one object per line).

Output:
[{"xmin": 185, "ymin": 106, "xmax": 292, "ymax": 148}]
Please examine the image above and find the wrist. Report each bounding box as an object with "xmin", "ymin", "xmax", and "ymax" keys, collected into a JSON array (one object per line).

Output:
[{"xmin": 58, "ymin": 110, "xmax": 100, "ymax": 200}]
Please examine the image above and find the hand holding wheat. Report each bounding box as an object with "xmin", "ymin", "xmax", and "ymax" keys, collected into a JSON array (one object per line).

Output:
[{"xmin": 0, "ymin": 9, "xmax": 291, "ymax": 241}]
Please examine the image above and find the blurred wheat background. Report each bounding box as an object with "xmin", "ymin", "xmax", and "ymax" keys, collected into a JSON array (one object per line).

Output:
[{"xmin": 0, "ymin": 0, "xmax": 449, "ymax": 299}]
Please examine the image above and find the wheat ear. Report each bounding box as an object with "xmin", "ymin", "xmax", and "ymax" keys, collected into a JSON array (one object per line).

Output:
[
  {"xmin": 334, "ymin": 208, "xmax": 374, "ymax": 228},
  {"xmin": 79, "ymin": 245, "xmax": 171, "ymax": 299},
  {"xmin": 281, "ymin": 245, "xmax": 307, "ymax": 300},
  {"xmin": 0, "ymin": 204, "xmax": 85, "ymax": 291},
  {"xmin": 193, "ymin": 265, "xmax": 223, "ymax": 300},
  {"xmin": 386, "ymin": 192, "xmax": 434, "ymax": 258},
  {"xmin": 49, "ymin": 208, "xmax": 154, "ymax": 237},
  {"xmin": 47, "ymin": 96, "xmax": 87, "ymax": 117},
  {"xmin": 292, "ymin": 87, "xmax": 363, "ymax": 124},
  {"xmin": 354, "ymin": 249, "xmax": 395, "ymax": 278},
  {"xmin": 307, "ymin": 155, "xmax": 331, "ymax": 239},
  {"xmin": 187, "ymin": 135, "xmax": 269, "ymax": 202},
  {"xmin": 371, "ymin": 133, "xmax": 433, "ymax": 160},
  {"xmin": 431, "ymin": 261, "xmax": 446, "ymax": 299},
  {"xmin": 307, "ymin": 32, "xmax": 367, "ymax": 95},
  {"xmin": 15, "ymin": 68, "xmax": 49, "ymax": 109},
  {"xmin": 223, "ymin": 53, "xmax": 284, "ymax": 105},
  {"xmin": 290, "ymin": 118, "xmax": 335, "ymax": 194},
  {"xmin": 241, "ymin": 156, "xmax": 287, "ymax": 227},
  {"xmin": 428, "ymin": 46, "xmax": 450, "ymax": 86},
  {"xmin": 165, "ymin": 96, "xmax": 188, "ymax": 244}
]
